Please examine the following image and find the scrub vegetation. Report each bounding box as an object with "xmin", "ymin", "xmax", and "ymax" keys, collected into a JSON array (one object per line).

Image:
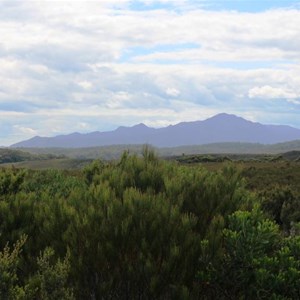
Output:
[{"xmin": 1, "ymin": 148, "xmax": 300, "ymax": 299}]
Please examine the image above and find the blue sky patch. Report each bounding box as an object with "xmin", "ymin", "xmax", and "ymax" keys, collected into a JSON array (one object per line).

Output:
[{"xmin": 119, "ymin": 43, "xmax": 199, "ymax": 63}]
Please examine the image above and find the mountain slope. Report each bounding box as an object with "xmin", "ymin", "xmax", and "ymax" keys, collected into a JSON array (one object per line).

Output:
[{"xmin": 11, "ymin": 113, "xmax": 300, "ymax": 148}]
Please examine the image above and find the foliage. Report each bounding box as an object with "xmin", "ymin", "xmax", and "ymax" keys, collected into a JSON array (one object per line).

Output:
[
  {"xmin": 0, "ymin": 235, "xmax": 73, "ymax": 300},
  {"xmin": 0, "ymin": 235, "xmax": 27, "ymax": 300},
  {"xmin": 27, "ymin": 247, "xmax": 74, "ymax": 300},
  {"xmin": 0, "ymin": 168, "xmax": 27, "ymax": 195},
  {"xmin": 261, "ymin": 186, "xmax": 300, "ymax": 232},
  {"xmin": 198, "ymin": 208, "xmax": 300, "ymax": 299},
  {"xmin": 0, "ymin": 150, "xmax": 300, "ymax": 299}
]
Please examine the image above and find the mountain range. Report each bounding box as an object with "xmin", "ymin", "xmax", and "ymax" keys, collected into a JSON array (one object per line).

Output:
[{"xmin": 11, "ymin": 113, "xmax": 300, "ymax": 148}]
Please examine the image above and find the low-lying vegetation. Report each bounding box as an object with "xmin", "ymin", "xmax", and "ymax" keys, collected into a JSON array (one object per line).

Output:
[
  {"xmin": 0, "ymin": 149, "xmax": 299, "ymax": 299},
  {"xmin": 0, "ymin": 148, "xmax": 64, "ymax": 164}
]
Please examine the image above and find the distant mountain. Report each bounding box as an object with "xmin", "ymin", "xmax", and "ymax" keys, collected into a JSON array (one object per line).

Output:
[{"xmin": 11, "ymin": 113, "xmax": 300, "ymax": 148}]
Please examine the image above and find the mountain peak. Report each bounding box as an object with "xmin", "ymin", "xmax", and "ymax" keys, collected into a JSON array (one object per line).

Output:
[
  {"xmin": 209, "ymin": 113, "xmax": 239, "ymax": 120},
  {"xmin": 132, "ymin": 123, "xmax": 148, "ymax": 128},
  {"xmin": 205, "ymin": 113, "xmax": 256, "ymax": 125},
  {"xmin": 115, "ymin": 123, "xmax": 149, "ymax": 132}
]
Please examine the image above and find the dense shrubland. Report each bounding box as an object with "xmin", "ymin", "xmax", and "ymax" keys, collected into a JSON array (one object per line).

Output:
[{"xmin": 0, "ymin": 149, "xmax": 300, "ymax": 299}]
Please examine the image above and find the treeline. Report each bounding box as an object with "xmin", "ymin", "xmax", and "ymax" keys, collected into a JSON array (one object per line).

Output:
[{"xmin": 0, "ymin": 149, "xmax": 300, "ymax": 299}]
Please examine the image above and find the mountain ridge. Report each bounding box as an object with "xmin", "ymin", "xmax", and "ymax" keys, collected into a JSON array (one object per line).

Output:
[{"xmin": 11, "ymin": 113, "xmax": 300, "ymax": 148}]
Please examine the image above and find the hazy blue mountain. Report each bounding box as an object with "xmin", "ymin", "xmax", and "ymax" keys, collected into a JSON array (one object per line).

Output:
[{"xmin": 11, "ymin": 113, "xmax": 300, "ymax": 148}]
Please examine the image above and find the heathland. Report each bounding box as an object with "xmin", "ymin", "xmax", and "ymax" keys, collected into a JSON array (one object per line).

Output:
[{"xmin": 1, "ymin": 146, "xmax": 300, "ymax": 299}]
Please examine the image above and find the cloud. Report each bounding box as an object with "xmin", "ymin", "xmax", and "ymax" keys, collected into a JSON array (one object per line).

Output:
[
  {"xmin": 0, "ymin": 1, "xmax": 300, "ymax": 145},
  {"xmin": 166, "ymin": 88, "xmax": 180, "ymax": 97},
  {"xmin": 1, "ymin": 3, "xmax": 300, "ymax": 67},
  {"xmin": 13, "ymin": 125, "xmax": 37, "ymax": 135},
  {"xmin": 248, "ymin": 85, "xmax": 299, "ymax": 100},
  {"xmin": 77, "ymin": 81, "xmax": 93, "ymax": 90}
]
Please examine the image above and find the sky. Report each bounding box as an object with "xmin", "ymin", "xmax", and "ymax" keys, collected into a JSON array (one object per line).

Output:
[{"xmin": 1, "ymin": 0, "xmax": 300, "ymax": 146}]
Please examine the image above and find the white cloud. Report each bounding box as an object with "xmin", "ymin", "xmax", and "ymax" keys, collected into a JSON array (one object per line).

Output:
[
  {"xmin": 0, "ymin": 1, "xmax": 300, "ymax": 145},
  {"xmin": 13, "ymin": 125, "xmax": 37, "ymax": 135},
  {"xmin": 248, "ymin": 85, "xmax": 299, "ymax": 99},
  {"xmin": 77, "ymin": 81, "xmax": 93, "ymax": 90},
  {"xmin": 77, "ymin": 122, "xmax": 90, "ymax": 130},
  {"xmin": 1, "ymin": 3, "xmax": 300, "ymax": 67},
  {"xmin": 166, "ymin": 88, "xmax": 180, "ymax": 97}
]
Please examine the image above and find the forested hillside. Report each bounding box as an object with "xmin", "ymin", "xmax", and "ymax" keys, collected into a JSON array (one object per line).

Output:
[{"xmin": 1, "ymin": 149, "xmax": 300, "ymax": 299}]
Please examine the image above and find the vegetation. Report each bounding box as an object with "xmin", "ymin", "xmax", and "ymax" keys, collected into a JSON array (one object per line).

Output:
[
  {"xmin": 1, "ymin": 158, "xmax": 92, "ymax": 170},
  {"xmin": 0, "ymin": 149, "xmax": 64, "ymax": 164},
  {"xmin": 10, "ymin": 139, "xmax": 300, "ymax": 161},
  {"xmin": 0, "ymin": 148, "xmax": 300, "ymax": 299}
]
